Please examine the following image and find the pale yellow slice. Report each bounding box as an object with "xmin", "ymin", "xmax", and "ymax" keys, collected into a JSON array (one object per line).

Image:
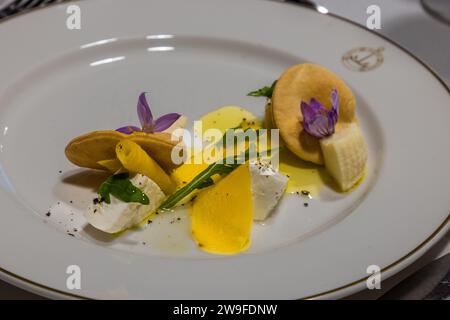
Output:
[
  {"xmin": 191, "ymin": 163, "xmax": 253, "ymax": 255},
  {"xmin": 320, "ymin": 123, "xmax": 368, "ymax": 191}
]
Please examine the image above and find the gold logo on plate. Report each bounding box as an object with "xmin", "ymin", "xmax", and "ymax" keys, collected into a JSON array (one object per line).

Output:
[{"xmin": 342, "ymin": 47, "xmax": 384, "ymax": 72}]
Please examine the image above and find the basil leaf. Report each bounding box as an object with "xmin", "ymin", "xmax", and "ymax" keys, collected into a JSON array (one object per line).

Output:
[
  {"xmin": 247, "ymin": 80, "xmax": 277, "ymax": 99},
  {"xmin": 98, "ymin": 173, "xmax": 149, "ymax": 205}
]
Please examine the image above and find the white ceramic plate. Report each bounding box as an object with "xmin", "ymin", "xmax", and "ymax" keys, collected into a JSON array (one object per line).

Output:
[{"xmin": 0, "ymin": 0, "xmax": 448, "ymax": 299}]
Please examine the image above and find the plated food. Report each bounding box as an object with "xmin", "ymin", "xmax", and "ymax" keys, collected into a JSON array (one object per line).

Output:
[{"xmin": 65, "ymin": 63, "xmax": 368, "ymax": 255}]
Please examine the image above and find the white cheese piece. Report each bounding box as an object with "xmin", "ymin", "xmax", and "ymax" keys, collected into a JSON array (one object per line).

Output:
[
  {"xmin": 249, "ymin": 161, "xmax": 288, "ymax": 221},
  {"xmin": 85, "ymin": 174, "xmax": 165, "ymax": 233}
]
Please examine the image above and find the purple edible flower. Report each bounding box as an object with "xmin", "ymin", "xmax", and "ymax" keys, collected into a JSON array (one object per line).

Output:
[
  {"xmin": 300, "ymin": 89, "xmax": 339, "ymax": 139},
  {"xmin": 116, "ymin": 92, "xmax": 181, "ymax": 134}
]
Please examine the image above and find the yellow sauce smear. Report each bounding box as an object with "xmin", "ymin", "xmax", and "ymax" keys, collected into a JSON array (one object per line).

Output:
[
  {"xmin": 200, "ymin": 105, "xmax": 262, "ymax": 133},
  {"xmin": 169, "ymin": 105, "xmax": 364, "ymax": 254},
  {"xmin": 199, "ymin": 105, "xmax": 336, "ymax": 197},
  {"xmin": 279, "ymin": 148, "xmax": 335, "ymax": 197}
]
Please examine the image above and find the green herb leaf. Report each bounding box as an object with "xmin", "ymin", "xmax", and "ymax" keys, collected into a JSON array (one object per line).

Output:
[
  {"xmin": 158, "ymin": 147, "xmax": 274, "ymax": 210},
  {"xmin": 247, "ymin": 80, "xmax": 277, "ymax": 99},
  {"xmin": 159, "ymin": 126, "xmax": 278, "ymax": 210},
  {"xmin": 98, "ymin": 173, "xmax": 149, "ymax": 205},
  {"xmin": 196, "ymin": 177, "xmax": 214, "ymax": 189},
  {"xmin": 158, "ymin": 160, "xmax": 241, "ymax": 210}
]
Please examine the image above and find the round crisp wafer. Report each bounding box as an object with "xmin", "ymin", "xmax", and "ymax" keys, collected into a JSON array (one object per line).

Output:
[
  {"xmin": 65, "ymin": 130, "xmax": 179, "ymax": 173},
  {"xmin": 272, "ymin": 63, "xmax": 357, "ymax": 164}
]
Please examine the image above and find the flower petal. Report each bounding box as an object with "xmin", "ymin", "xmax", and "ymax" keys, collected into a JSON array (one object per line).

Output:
[
  {"xmin": 329, "ymin": 88, "xmax": 339, "ymax": 125},
  {"xmin": 304, "ymin": 116, "xmax": 328, "ymax": 138},
  {"xmin": 301, "ymin": 100, "xmax": 323, "ymax": 123},
  {"xmin": 300, "ymin": 89, "xmax": 339, "ymax": 139},
  {"xmin": 153, "ymin": 113, "xmax": 181, "ymax": 132},
  {"xmin": 116, "ymin": 125, "xmax": 141, "ymax": 134},
  {"xmin": 137, "ymin": 92, "xmax": 153, "ymax": 128},
  {"xmin": 309, "ymin": 98, "xmax": 327, "ymax": 115}
]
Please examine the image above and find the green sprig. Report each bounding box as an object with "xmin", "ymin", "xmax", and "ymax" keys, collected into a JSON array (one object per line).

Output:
[
  {"xmin": 158, "ymin": 147, "xmax": 277, "ymax": 210},
  {"xmin": 247, "ymin": 80, "xmax": 277, "ymax": 99},
  {"xmin": 158, "ymin": 159, "xmax": 240, "ymax": 210}
]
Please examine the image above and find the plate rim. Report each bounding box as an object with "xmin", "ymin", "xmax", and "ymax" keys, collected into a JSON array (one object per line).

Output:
[
  {"xmin": 0, "ymin": 0, "xmax": 448, "ymax": 300},
  {"xmin": 0, "ymin": 215, "xmax": 448, "ymax": 300}
]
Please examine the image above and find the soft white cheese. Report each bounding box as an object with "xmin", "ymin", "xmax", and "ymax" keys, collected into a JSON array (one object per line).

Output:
[
  {"xmin": 249, "ymin": 161, "xmax": 288, "ymax": 221},
  {"xmin": 85, "ymin": 174, "xmax": 165, "ymax": 233}
]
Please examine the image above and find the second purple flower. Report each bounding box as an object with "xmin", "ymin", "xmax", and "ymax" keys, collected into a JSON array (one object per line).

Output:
[{"xmin": 116, "ymin": 92, "xmax": 181, "ymax": 134}]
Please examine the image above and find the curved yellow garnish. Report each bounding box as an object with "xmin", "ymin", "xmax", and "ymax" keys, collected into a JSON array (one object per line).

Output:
[
  {"xmin": 97, "ymin": 159, "xmax": 122, "ymax": 172},
  {"xmin": 115, "ymin": 140, "xmax": 175, "ymax": 195},
  {"xmin": 191, "ymin": 163, "xmax": 253, "ymax": 255}
]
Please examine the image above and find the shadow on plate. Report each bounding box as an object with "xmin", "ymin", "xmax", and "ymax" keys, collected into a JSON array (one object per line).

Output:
[{"xmin": 61, "ymin": 169, "xmax": 110, "ymax": 191}]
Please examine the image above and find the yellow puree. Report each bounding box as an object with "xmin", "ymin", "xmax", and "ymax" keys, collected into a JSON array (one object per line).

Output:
[{"xmin": 198, "ymin": 105, "xmax": 332, "ymax": 197}]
